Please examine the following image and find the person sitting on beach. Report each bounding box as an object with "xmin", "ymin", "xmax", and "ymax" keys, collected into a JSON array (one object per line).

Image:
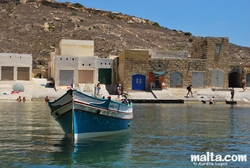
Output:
[
  {"xmin": 209, "ymin": 96, "xmax": 215, "ymax": 105},
  {"xmin": 45, "ymin": 96, "xmax": 50, "ymax": 102}
]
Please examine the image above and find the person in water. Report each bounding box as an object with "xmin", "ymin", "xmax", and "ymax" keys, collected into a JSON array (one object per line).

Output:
[
  {"xmin": 16, "ymin": 96, "xmax": 21, "ymax": 102},
  {"xmin": 209, "ymin": 96, "xmax": 215, "ymax": 105},
  {"xmin": 45, "ymin": 96, "xmax": 50, "ymax": 102}
]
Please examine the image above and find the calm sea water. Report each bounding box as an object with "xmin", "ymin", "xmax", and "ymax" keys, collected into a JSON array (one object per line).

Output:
[{"xmin": 0, "ymin": 101, "xmax": 249, "ymax": 167}]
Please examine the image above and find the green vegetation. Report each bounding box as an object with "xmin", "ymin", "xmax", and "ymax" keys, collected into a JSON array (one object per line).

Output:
[
  {"xmin": 72, "ymin": 12, "xmax": 77, "ymax": 16},
  {"xmin": 107, "ymin": 12, "xmax": 115, "ymax": 19},
  {"xmin": 184, "ymin": 32, "xmax": 192, "ymax": 36},
  {"xmin": 35, "ymin": 73, "xmax": 41, "ymax": 78},
  {"xmin": 152, "ymin": 22, "xmax": 161, "ymax": 28},
  {"xmin": 189, "ymin": 38, "xmax": 193, "ymax": 42},
  {"xmin": 170, "ymin": 45, "xmax": 185, "ymax": 51},
  {"xmin": 48, "ymin": 23, "xmax": 55, "ymax": 30},
  {"xmin": 42, "ymin": 50, "xmax": 48, "ymax": 56},
  {"xmin": 116, "ymin": 16, "xmax": 122, "ymax": 20},
  {"xmin": 72, "ymin": 3, "xmax": 83, "ymax": 8}
]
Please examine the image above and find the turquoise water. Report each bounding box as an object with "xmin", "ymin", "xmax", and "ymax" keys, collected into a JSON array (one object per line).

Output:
[{"xmin": 0, "ymin": 102, "xmax": 249, "ymax": 167}]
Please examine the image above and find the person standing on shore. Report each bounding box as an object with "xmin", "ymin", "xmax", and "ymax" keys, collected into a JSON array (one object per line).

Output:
[
  {"xmin": 230, "ymin": 87, "xmax": 235, "ymax": 101},
  {"xmin": 117, "ymin": 84, "xmax": 122, "ymax": 98},
  {"xmin": 113, "ymin": 83, "xmax": 117, "ymax": 94},
  {"xmin": 96, "ymin": 82, "xmax": 101, "ymax": 95},
  {"xmin": 186, "ymin": 85, "xmax": 193, "ymax": 97},
  {"xmin": 150, "ymin": 82, "xmax": 155, "ymax": 90},
  {"xmin": 242, "ymin": 78, "xmax": 246, "ymax": 92}
]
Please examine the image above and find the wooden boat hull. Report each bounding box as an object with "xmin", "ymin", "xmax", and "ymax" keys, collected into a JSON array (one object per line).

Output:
[
  {"xmin": 49, "ymin": 89, "xmax": 133, "ymax": 141},
  {"xmin": 225, "ymin": 100, "xmax": 237, "ymax": 104}
]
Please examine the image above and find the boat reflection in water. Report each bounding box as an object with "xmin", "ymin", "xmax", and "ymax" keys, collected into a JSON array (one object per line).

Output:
[
  {"xmin": 72, "ymin": 132, "xmax": 130, "ymax": 166},
  {"xmin": 51, "ymin": 132, "xmax": 131, "ymax": 166}
]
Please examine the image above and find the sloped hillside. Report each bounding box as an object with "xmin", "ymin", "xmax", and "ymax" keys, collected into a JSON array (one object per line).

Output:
[{"xmin": 0, "ymin": 0, "xmax": 249, "ymax": 76}]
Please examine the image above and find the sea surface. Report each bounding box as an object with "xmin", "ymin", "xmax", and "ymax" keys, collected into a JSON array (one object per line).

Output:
[{"xmin": 0, "ymin": 101, "xmax": 249, "ymax": 167}]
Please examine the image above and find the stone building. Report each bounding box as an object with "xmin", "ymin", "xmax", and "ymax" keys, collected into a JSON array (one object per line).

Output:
[
  {"xmin": 118, "ymin": 50, "xmax": 150, "ymax": 91},
  {"xmin": 118, "ymin": 37, "xmax": 250, "ymax": 91},
  {"xmin": 48, "ymin": 39, "xmax": 117, "ymax": 87},
  {"xmin": 0, "ymin": 53, "xmax": 32, "ymax": 81}
]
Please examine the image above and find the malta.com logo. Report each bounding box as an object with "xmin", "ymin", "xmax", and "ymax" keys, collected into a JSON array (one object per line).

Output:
[{"xmin": 190, "ymin": 152, "xmax": 247, "ymax": 166}]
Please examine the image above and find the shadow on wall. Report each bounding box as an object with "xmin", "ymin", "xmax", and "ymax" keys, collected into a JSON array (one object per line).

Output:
[{"xmin": 229, "ymin": 72, "xmax": 242, "ymax": 87}]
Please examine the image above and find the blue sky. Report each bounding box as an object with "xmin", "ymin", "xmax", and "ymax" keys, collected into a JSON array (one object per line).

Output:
[{"xmin": 63, "ymin": 0, "xmax": 250, "ymax": 47}]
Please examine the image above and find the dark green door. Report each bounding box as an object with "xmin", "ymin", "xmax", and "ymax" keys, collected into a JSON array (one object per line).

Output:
[{"xmin": 98, "ymin": 69, "xmax": 111, "ymax": 84}]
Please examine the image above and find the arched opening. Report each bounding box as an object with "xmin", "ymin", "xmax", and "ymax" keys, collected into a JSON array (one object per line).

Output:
[
  {"xmin": 246, "ymin": 73, "xmax": 250, "ymax": 87},
  {"xmin": 228, "ymin": 72, "xmax": 242, "ymax": 87}
]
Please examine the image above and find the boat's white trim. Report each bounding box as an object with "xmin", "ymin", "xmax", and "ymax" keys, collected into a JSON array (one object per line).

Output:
[
  {"xmin": 74, "ymin": 129, "xmax": 129, "ymax": 142},
  {"xmin": 51, "ymin": 102, "xmax": 73, "ymax": 119},
  {"xmin": 74, "ymin": 102, "xmax": 133, "ymax": 120}
]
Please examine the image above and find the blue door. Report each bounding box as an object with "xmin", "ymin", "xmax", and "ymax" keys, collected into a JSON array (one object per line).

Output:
[{"xmin": 132, "ymin": 74, "xmax": 145, "ymax": 90}]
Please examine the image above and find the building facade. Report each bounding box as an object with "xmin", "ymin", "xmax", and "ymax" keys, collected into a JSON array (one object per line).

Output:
[
  {"xmin": 0, "ymin": 53, "xmax": 32, "ymax": 81},
  {"xmin": 118, "ymin": 37, "xmax": 250, "ymax": 91},
  {"xmin": 48, "ymin": 39, "xmax": 117, "ymax": 87}
]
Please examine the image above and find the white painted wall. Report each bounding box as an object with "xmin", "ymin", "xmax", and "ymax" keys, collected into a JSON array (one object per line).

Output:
[
  {"xmin": 59, "ymin": 39, "xmax": 94, "ymax": 57},
  {"xmin": 96, "ymin": 57, "xmax": 113, "ymax": 69},
  {"xmin": 54, "ymin": 55, "xmax": 78, "ymax": 86},
  {"xmin": 50, "ymin": 39, "xmax": 117, "ymax": 86},
  {"xmin": 0, "ymin": 53, "xmax": 32, "ymax": 80}
]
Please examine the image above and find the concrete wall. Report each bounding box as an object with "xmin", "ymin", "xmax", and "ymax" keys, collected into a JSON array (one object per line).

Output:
[
  {"xmin": 50, "ymin": 39, "xmax": 117, "ymax": 86},
  {"xmin": 59, "ymin": 39, "xmax": 94, "ymax": 57},
  {"xmin": 54, "ymin": 55, "xmax": 78, "ymax": 86},
  {"xmin": 96, "ymin": 58, "xmax": 113, "ymax": 69},
  {"xmin": 0, "ymin": 53, "xmax": 32, "ymax": 80},
  {"xmin": 78, "ymin": 56, "xmax": 96, "ymax": 84}
]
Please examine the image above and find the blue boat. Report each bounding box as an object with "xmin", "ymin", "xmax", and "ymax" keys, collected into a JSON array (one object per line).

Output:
[{"xmin": 49, "ymin": 89, "xmax": 133, "ymax": 142}]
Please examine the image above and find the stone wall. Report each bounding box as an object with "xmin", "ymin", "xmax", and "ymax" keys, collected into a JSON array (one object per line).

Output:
[
  {"xmin": 150, "ymin": 58, "xmax": 208, "ymax": 88},
  {"xmin": 118, "ymin": 37, "xmax": 249, "ymax": 91},
  {"xmin": 190, "ymin": 37, "xmax": 230, "ymax": 88},
  {"xmin": 118, "ymin": 50, "xmax": 150, "ymax": 91}
]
